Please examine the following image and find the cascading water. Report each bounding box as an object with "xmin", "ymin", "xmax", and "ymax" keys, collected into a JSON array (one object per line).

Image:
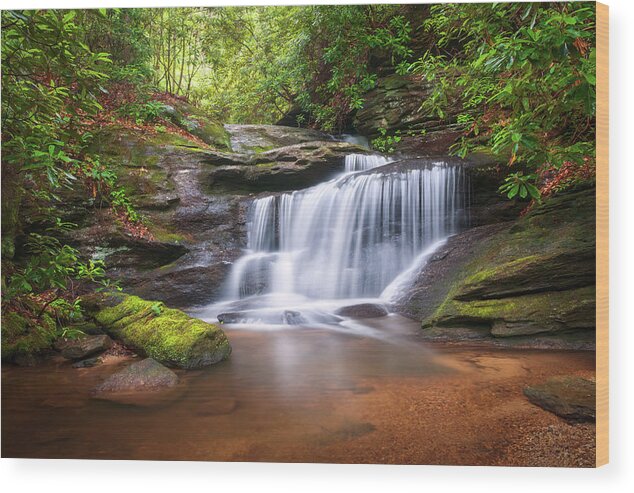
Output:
[{"xmin": 203, "ymin": 153, "xmax": 468, "ymax": 327}]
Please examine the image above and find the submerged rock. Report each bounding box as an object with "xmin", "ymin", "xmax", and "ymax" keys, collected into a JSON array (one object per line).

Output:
[
  {"xmin": 95, "ymin": 358, "xmax": 178, "ymax": 393},
  {"xmin": 336, "ymin": 303, "xmax": 389, "ymax": 319},
  {"xmin": 57, "ymin": 335, "xmax": 113, "ymax": 361},
  {"xmin": 524, "ymin": 376, "xmax": 596, "ymax": 422},
  {"xmin": 93, "ymin": 358, "xmax": 183, "ymax": 407},
  {"xmin": 90, "ymin": 294, "xmax": 231, "ymax": 369},
  {"xmin": 72, "ymin": 356, "xmax": 102, "ymax": 368}
]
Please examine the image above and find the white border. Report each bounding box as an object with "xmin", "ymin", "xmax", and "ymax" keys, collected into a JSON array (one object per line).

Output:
[{"xmin": 1, "ymin": 1, "xmax": 632, "ymax": 491}]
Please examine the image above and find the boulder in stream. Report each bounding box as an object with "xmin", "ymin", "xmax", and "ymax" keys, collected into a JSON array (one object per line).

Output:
[
  {"xmin": 524, "ymin": 376, "xmax": 596, "ymax": 422},
  {"xmin": 89, "ymin": 293, "xmax": 231, "ymax": 369},
  {"xmin": 95, "ymin": 358, "xmax": 178, "ymax": 393},
  {"xmin": 56, "ymin": 335, "xmax": 113, "ymax": 361},
  {"xmin": 336, "ymin": 303, "xmax": 389, "ymax": 319},
  {"xmin": 93, "ymin": 358, "xmax": 183, "ymax": 407}
]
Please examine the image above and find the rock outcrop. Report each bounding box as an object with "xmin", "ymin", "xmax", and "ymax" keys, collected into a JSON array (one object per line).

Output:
[
  {"xmin": 64, "ymin": 123, "xmax": 368, "ymax": 308},
  {"xmin": 61, "ymin": 127, "xmax": 248, "ymax": 308},
  {"xmin": 224, "ymin": 124, "xmax": 333, "ymax": 153},
  {"xmin": 353, "ymin": 74, "xmax": 463, "ymax": 154},
  {"xmin": 399, "ymin": 188, "xmax": 596, "ymax": 348},
  {"xmin": 90, "ymin": 294, "xmax": 231, "ymax": 369},
  {"xmin": 205, "ymin": 141, "xmax": 368, "ymax": 192}
]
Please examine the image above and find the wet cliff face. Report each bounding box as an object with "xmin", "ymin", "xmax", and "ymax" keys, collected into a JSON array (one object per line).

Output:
[
  {"xmin": 397, "ymin": 188, "xmax": 596, "ymax": 349},
  {"xmin": 353, "ymin": 74, "xmax": 464, "ymax": 155}
]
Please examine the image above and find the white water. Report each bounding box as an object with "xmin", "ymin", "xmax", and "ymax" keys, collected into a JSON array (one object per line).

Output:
[{"xmin": 200, "ymin": 153, "xmax": 468, "ymax": 328}]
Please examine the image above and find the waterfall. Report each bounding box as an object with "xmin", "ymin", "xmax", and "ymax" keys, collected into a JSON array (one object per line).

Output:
[{"xmin": 223, "ymin": 154, "xmax": 468, "ymax": 303}]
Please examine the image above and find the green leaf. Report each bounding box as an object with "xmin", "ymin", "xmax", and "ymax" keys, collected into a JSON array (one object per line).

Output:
[{"xmin": 63, "ymin": 11, "xmax": 76, "ymax": 24}]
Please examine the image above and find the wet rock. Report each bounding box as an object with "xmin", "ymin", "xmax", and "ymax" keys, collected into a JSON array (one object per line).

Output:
[
  {"xmin": 410, "ymin": 189, "xmax": 596, "ymax": 348},
  {"xmin": 282, "ymin": 310, "xmax": 305, "ymax": 325},
  {"xmin": 13, "ymin": 353, "xmax": 43, "ymax": 367},
  {"xmin": 194, "ymin": 397, "xmax": 239, "ymax": 416},
  {"xmin": 72, "ymin": 356, "xmax": 102, "ymax": 368},
  {"xmin": 205, "ymin": 141, "xmax": 368, "ymax": 192},
  {"xmin": 93, "ymin": 358, "xmax": 184, "ymax": 407},
  {"xmin": 1, "ymin": 311, "xmax": 56, "ymax": 363},
  {"xmin": 524, "ymin": 376, "xmax": 596, "ymax": 422},
  {"xmin": 217, "ymin": 309, "xmax": 307, "ymax": 325},
  {"xmin": 224, "ymin": 124, "xmax": 333, "ymax": 153},
  {"xmin": 57, "ymin": 335, "xmax": 113, "ymax": 361},
  {"xmin": 353, "ymin": 74, "xmax": 463, "ymax": 154},
  {"xmin": 95, "ymin": 358, "xmax": 178, "ymax": 393},
  {"xmin": 336, "ymin": 303, "xmax": 389, "ymax": 319}
]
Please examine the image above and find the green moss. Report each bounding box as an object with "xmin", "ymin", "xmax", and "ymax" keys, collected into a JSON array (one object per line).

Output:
[
  {"xmin": 94, "ymin": 294, "xmax": 231, "ymax": 369},
  {"xmin": 422, "ymin": 189, "xmax": 596, "ymax": 340},
  {"xmin": 249, "ymin": 146, "xmax": 276, "ymax": 154},
  {"xmin": 461, "ymin": 255, "xmax": 540, "ymax": 285},
  {"xmin": 255, "ymin": 161, "xmax": 278, "ymax": 168},
  {"xmin": 428, "ymin": 286, "xmax": 596, "ymax": 337},
  {"xmin": 145, "ymin": 221, "xmax": 189, "ymax": 244},
  {"xmin": 199, "ymin": 122, "xmax": 231, "ymax": 150},
  {"xmin": 1, "ymin": 311, "xmax": 56, "ymax": 361}
]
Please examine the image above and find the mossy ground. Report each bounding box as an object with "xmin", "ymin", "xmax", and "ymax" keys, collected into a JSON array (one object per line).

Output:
[{"xmin": 1, "ymin": 311, "xmax": 57, "ymax": 361}]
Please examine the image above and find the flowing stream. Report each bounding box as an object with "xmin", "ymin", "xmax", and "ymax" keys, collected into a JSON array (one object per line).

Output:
[{"xmin": 199, "ymin": 153, "xmax": 468, "ymax": 328}]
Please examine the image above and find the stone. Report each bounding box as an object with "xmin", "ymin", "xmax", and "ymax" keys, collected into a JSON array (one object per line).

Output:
[
  {"xmin": 72, "ymin": 356, "xmax": 102, "ymax": 368},
  {"xmin": 93, "ymin": 358, "xmax": 184, "ymax": 407},
  {"xmin": 353, "ymin": 74, "xmax": 464, "ymax": 154},
  {"xmin": 57, "ymin": 335, "xmax": 113, "ymax": 361},
  {"xmin": 160, "ymin": 98, "xmax": 231, "ymax": 150},
  {"xmin": 1, "ymin": 311, "xmax": 56, "ymax": 363},
  {"xmin": 91, "ymin": 293, "xmax": 231, "ymax": 369},
  {"xmin": 524, "ymin": 376, "xmax": 596, "ymax": 422},
  {"xmin": 336, "ymin": 303, "xmax": 389, "ymax": 319},
  {"xmin": 224, "ymin": 124, "xmax": 333, "ymax": 153},
  {"xmin": 95, "ymin": 358, "xmax": 178, "ymax": 393}
]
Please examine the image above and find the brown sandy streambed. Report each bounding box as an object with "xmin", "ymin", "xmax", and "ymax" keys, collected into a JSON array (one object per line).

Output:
[{"xmin": 2, "ymin": 315, "xmax": 595, "ymax": 466}]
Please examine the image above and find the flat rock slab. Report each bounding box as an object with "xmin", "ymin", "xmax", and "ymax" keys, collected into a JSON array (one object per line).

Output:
[
  {"xmin": 336, "ymin": 303, "xmax": 388, "ymax": 319},
  {"xmin": 523, "ymin": 376, "xmax": 596, "ymax": 422},
  {"xmin": 57, "ymin": 335, "xmax": 112, "ymax": 360}
]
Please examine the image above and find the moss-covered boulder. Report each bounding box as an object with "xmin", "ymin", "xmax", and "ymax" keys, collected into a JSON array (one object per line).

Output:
[
  {"xmin": 418, "ymin": 188, "xmax": 596, "ymax": 347},
  {"xmin": 160, "ymin": 99, "xmax": 231, "ymax": 150},
  {"xmin": 1, "ymin": 311, "xmax": 57, "ymax": 363},
  {"xmin": 91, "ymin": 294, "xmax": 231, "ymax": 369}
]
